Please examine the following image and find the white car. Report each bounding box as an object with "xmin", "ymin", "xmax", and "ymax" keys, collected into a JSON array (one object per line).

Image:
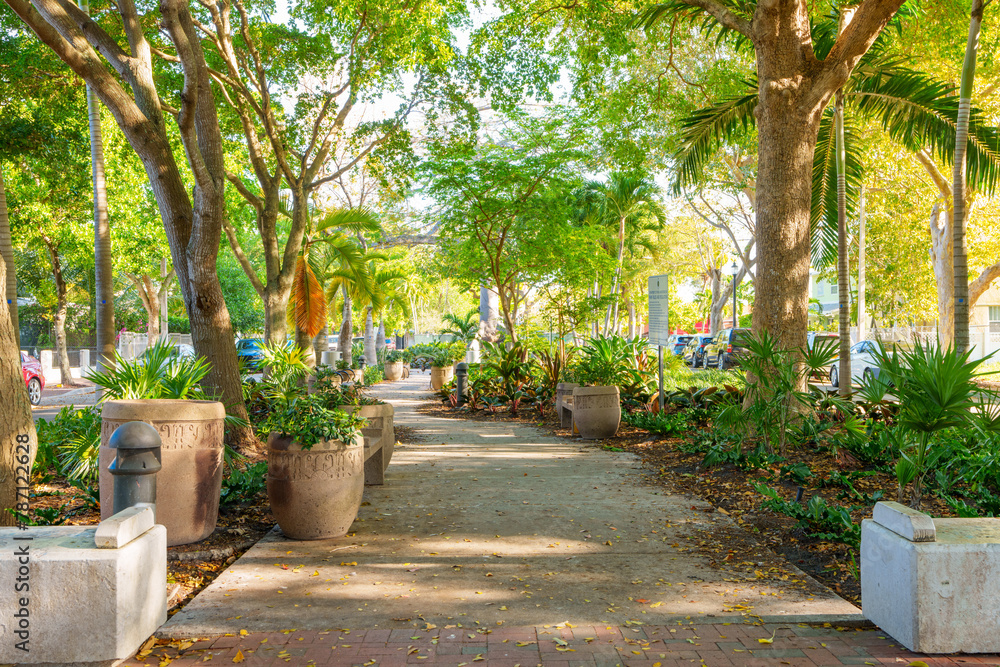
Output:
[{"xmin": 829, "ymin": 340, "xmax": 883, "ymax": 387}]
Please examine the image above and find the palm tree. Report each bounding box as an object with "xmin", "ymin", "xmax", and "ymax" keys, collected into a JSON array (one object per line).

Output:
[
  {"xmin": 440, "ymin": 308, "xmax": 479, "ymax": 345},
  {"xmin": 288, "ymin": 208, "xmax": 379, "ymax": 364},
  {"xmin": 80, "ymin": 0, "xmax": 115, "ymax": 376},
  {"xmin": 360, "ymin": 266, "xmax": 410, "ymax": 365},
  {"xmin": 672, "ymin": 11, "xmax": 1000, "ymax": 359},
  {"xmin": 953, "ymin": 0, "xmax": 989, "ymax": 353},
  {"xmin": 576, "ymin": 173, "xmax": 666, "ymax": 334}
]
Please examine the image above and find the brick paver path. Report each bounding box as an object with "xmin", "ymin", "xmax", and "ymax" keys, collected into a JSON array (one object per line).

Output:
[{"xmin": 125, "ymin": 622, "xmax": 1000, "ymax": 666}]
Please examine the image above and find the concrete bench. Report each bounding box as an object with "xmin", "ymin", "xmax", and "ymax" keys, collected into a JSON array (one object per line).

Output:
[
  {"xmin": 862, "ymin": 501, "xmax": 1000, "ymax": 653},
  {"xmin": 556, "ymin": 382, "xmax": 579, "ymax": 430},
  {"xmin": 362, "ymin": 430, "xmax": 387, "ymax": 485},
  {"xmin": 0, "ymin": 505, "xmax": 167, "ymax": 665}
]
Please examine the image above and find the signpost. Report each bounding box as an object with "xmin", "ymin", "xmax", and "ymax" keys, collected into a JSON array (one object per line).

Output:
[{"xmin": 648, "ymin": 275, "xmax": 670, "ymax": 414}]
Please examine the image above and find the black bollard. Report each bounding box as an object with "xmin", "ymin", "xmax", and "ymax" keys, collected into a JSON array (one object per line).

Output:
[
  {"xmin": 456, "ymin": 362, "xmax": 468, "ymax": 406},
  {"xmin": 108, "ymin": 421, "xmax": 162, "ymax": 519}
]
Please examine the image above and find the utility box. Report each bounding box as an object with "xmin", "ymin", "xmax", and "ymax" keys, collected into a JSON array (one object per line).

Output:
[{"xmin": 862, "ymin": 501, "xmax": 1000, "ymax": 653}]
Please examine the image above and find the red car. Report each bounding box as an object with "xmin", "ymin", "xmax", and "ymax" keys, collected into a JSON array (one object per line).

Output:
[{"xmin": 21, "ymin": 352, "xmax": 44, "ymax": 405}]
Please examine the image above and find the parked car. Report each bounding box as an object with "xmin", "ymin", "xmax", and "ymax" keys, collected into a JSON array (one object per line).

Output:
[
  {"xmin": 21, "ymin": 352, "xmax": 44, "ymax": 405},
  {"xmin": 683, "ymin": 334, "xmax": 713, "ymax": 368},
  {"xmin": 807, "ymin": 332, "xmax": 839, "ymax": 349},
  {"xmin": 702, "ymin": 327, "xmax": 751, "ymax": 370},
  {"xmin": 829, "ymin": 339, "xmax": 884, "ymax": 388},
  {"xmin": 667, "ymin": 334, "xmax": 693, "ymax": 357},
  {"xmin": 236, "ymin": 338, "xmax": 264, "ymax": 370}
]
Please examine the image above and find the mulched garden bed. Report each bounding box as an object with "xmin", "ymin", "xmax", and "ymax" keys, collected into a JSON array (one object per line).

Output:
[{"xmin": 417, "ymin": 398, "xmax": 959, "ymax": 608}]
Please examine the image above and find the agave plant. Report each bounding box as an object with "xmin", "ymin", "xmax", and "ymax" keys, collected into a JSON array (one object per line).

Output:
[
  {"xmin": 86, "ymin": 339, "xmax": 211, "ymax": 401},
  {"xmin": 870, "ymin": 341, "xmax": 998, "ymax": 509}
]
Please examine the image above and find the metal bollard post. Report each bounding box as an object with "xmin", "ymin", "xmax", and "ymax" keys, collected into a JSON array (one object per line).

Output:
[
  {"xmin": 108, "ymin": 421, "xmax": 162, "ymax": 519},
  {"xmin": 455, "ymin": 362, "xmax": 468, "ymax": 407}
]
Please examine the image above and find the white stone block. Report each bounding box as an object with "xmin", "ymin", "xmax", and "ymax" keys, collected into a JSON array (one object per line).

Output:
[
  {"xmin": 39, "ymin": 350, "xmax": 53, "ymax": 370},
  {"xmin": 862, "ymin": 517, "xmax": 1000, "ymax": 653},
  {"xmin": 79, "ymin": 349, "xmax": 90, "ymax": 370},
  {"xmin": 872, "ymin": 501, "xmax": 936, "ymax": 542},
  {"xmin": 95, "ymin": 504, "xmax": 155, "ymax": 549},
  {"xmin": 42, "ymin": 367, "xmax": 62, "ymax": 385},
  {"xmin": 0, "ymin": 524, "xmax": 167, "ymax": 665}
]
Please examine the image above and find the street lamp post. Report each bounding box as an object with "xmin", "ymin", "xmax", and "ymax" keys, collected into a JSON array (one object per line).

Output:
[{"xmin": 730, "ymin": 261, "xmax": 739, "ymax": 328}]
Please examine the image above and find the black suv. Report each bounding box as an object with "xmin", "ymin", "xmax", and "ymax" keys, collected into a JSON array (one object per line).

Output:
[{"xmin": 702, "ymin": 328, "xmax": 751, "ymax": 370}]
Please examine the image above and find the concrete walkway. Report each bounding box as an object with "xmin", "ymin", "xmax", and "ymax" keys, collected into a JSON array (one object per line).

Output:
[
  {"xmin": 123, "ymin": 371, "xmax": 997, "ymax": 665},
  {"xmin": 162, "ymin": 371, "xmax": 857, "ymax": 636}
]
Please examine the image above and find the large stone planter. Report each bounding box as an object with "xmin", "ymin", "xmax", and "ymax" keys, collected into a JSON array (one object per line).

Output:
[
  {"xmin": 572, "ymin": 386, "xmax": 621, "ymax": 439},
  {"xmin": 99, "ymin": 399, "xmax": 226, "ymax": 547},
  {"xmin": 341, "ymin": 403, "xmax": 395, "ymax": 471},
  {"xmin": 384, "ymin": 361, "xmax": 405, "ymax": 381},
  {"xmin": 267, "ymin": 432, "xmax": 365, "ymax": 540},
  {"xmin": 430, "ymin": 365, "xmax": 454, "ymax": 390}
]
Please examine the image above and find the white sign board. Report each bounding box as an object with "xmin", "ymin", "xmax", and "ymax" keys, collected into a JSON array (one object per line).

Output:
[{"xmin": 648, "ymin": 274, "xmax": 670, "ymax": 346}]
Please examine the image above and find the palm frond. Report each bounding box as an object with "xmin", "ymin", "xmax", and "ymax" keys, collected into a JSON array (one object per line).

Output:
[
  {"xmin": 811, "ymin": 108, "xmax": 864, "ymax": 268},
  {"xmin": 291, "ymin": 255, "xmax": 326, "ymax": 339},
  {"xmin": 671, "ymin": 85, "xmax": 758, "ymax": 193},
  {"xmin": 634, "ymin": 0, "xmax": 753, "ymax": 49},
  {"xmin": 314, "ymin": 207, "xmax": 381, "ymax": 235},
  {"xmin": 848, "ymin": 66, "xmax": 1000, "ymax": 195}
]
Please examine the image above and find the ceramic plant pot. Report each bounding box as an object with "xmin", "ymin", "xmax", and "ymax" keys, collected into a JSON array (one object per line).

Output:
[
  {"xmin": 571, "ymin": 386, "xmax": 621, "ymax": 439},
  {"xmin": 99, "ymin": 399, "xmax": 226, "ymax": 546},
  {"xmin": 266, "ymin": 432, "xmax": 365, "ymax": 540},
  {"xmin": 430, "ymin": 365, "xmax": 454, "ymax": 391},
  {"xmin": 384, "ymin": 361, "xmax": 405, "ymax": 381}
]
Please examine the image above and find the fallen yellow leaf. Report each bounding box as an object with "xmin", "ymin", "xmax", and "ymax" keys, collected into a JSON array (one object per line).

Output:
[{"xmin": 233, "ymin": 650, "xmax": 245, "ymax": 663}]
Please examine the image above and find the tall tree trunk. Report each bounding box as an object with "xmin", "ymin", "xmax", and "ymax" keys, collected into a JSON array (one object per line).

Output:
[
  {"xmin": 953, "ymin": 0, "xmax": 985, "ymax": 353},
  {"xmin": 41, "ymin": 236, "xmax": 76, "ymax": 386},
  {"xmin": 313, "ymin": 324, "xmax": 328, "ymax": 365},
  {"xmin": 479, "ymin": 285, "xmax": 499, "ymax": 343},
  {"xmin": 294, "ymin": 324, "xmax": 315, "ymax": 367},
  {"xmin": 835, "ymin": 88, "xmax": 852, "ymax": 397},
  {"xmin": 607, "ymin": 215, "xmax": 626, "ymax": 332},
  {"xmin": 262, "ymin": 290, "xmax": 288, "ymax": 347},
  {"xmin": 339, "ymin": 288, "xmax": 353, "ymax": 365},
  {"xmin": 126, "ymin": 271, "xmax": 175, "ymax": 346},
  {"xmin": 364, "ymin": 307, "xmax": 376, "ymax": 365},
  {"xmin": 710, "ymin": 269, "xmax": 722, "ymax": 335},
  {"xmin": 0, "ymin": 236, "xmax": 36, "ymax": 526},
  {"xmin": 628, "ymin": 299, "xmax": 636, "ymax": 339},
  {"xmin": 929, "ymin": 202, "xmax": 955, "ymax": 348},
  {"xmin": 0, "ymin": 166, "xmax": 17, "ymax": 348},
  {"xmin": 752, "ymin": 89, "xmax": 822, "ymax": 354},
  {"xmin": 81, "ymin": 0, "xmax": 115, "ymax": 376},
  {"xmin": 376, "ymin": 318, "xmax": 386, "ymax": 359}
]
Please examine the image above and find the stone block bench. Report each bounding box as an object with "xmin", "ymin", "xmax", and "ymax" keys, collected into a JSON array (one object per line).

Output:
[
  {"xmin": 362, "ymin": 430, "xmax": 387, "ymax": 485},
  {"xmin": 0, "ymin": 504, "xmax": 167, "ymax": 665},
  {"xmin": 862, "ymin": 500, "xmax": 1000, "ymax": 653},
  {"xmin": 556, "ymin": 382, "xmax": 579, "ymax": 430}
]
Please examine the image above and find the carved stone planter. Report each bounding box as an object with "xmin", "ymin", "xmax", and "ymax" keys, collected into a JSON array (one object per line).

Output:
[
  {"xmin": 99, "ymin": 399, "xmax": 226, "ymax": 546},
  {"xmin": 267, "ymin": 432, "xmax": 365, "ymax": 540},
  {"xmin": 384, "ymin": 361, "xmax": 405, "ymax": 381},
  {"xmin": 571, "ymin": 386, "xmax": 621, "ymax": 439},
  {"xmin": 340, "ymin": 403, "xmax": 395, "ymax": 471},
  {"xmin": 430, "ymin": 365, "xmax": 453, "ymax": 391}
]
